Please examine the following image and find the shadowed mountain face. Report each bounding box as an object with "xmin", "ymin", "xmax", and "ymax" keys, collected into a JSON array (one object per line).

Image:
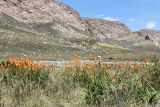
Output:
[{"xmin": 0, "ymin": 0, "xmax": 160, "ymax": 60}]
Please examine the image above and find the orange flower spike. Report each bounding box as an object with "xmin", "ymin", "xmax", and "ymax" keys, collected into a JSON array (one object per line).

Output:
[
  {"xmin": 119, "ymin": 64, "xmax": 123, "ymax": 68},
  {"xmin": 15, "ymin": 61, "xmax": 20, "ymax": 67},
  {"xmin": 92, "ymin": 65, "xmax": 96, "ymax": 72},
  {"xmin": 88, "ymin": 63, "xmax": 92, "ymax": 69},
  {"xmin": 25, "ymin": 63, "xmax": 30, "ymax": 68},
  {"xmin": 119, "ymin": 64, "xmax": 124, "ymax": 68},
  {"xmin": 23, "ymin": 64, "xmax": 28, "ymax": 69},
  {"xmin": 92, "ymin": 55, "xmax": 97, "ymax": 61},
  {"xmin": 83, "ymin": 63, "xmax": 87, "ymax": 69},
  {"xmin": 83, "ymin": 62, "xmax": 89, "ymax": 69},
  {"xmin": 29, "ymin": 60, "xmax": 32, "ymax": 65},
  {"xmin": 27, "ymin": 59, "xmax": 32, "ymax": 67},
  {"xmin": 85, "ymin": 63, "xmax": 89, "ymax": 69}
]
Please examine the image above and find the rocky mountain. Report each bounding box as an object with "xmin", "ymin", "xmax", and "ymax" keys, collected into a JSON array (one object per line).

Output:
[
  {"xmin": 0, "ymin": 0, "xmax": 160, "ymax": 60},
  {"xmin": 136, "ymin": 29, "xmax": 160, "ymax": 46},
  {"xmin": 0, "ymin": 0, "xmax": 89, "ymax": 39},
  {"xmin": 0, "ymin": 0, "xmax": 134, "ymax": 40},
  {"xmin": 81, "ymin": 18, "xmax": 132, "ymax": 40}
]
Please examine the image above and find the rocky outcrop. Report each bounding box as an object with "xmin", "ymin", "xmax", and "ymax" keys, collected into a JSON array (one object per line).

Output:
[
  {"xmin": 0, "ymin": 0, "xmax": 92, "ymax": 42},
  {"xmin": 0, "ymin": 0, "xmax": 86, "ymax": 31},
  {"xmin": 136, "ymin": 29, "xmax": 160, "ymax": 46},
  {"xmin": 82, "ymin": 18, "xmax": 132, "ymax": 40}
]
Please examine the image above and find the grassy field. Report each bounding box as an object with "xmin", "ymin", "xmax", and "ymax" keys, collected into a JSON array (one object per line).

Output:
[{"xmin": 0, "ymin": 57, "xmax": 160, "ymax": 107}]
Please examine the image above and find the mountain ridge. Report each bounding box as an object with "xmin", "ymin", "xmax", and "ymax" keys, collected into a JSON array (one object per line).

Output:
[
  {"xmin": 1, "ymin": 0, "xmax": 160, "ymax": 43},
  {"xmin": 0, "ymin": 0, "xmax": 160, "ymax": 60}
]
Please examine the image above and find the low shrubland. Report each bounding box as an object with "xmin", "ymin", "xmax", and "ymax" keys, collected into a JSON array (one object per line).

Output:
[{"xmin": 0, "ymin": 57, "xmax": 160, "ymax": 107}]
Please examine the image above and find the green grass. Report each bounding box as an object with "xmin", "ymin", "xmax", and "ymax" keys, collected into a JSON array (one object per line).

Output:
[
  {"xmin": 96, "ymin": 42, "xmax": 129, "ymax": 50},
  {"xmin": 0, "ymin": 61, "xmax": 160, "ymax": 107}
]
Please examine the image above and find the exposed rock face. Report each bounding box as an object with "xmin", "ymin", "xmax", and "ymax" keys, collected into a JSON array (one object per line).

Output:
[
  {"xmin": 82, "ymin": 18, "xmax": 132, "ymax": 40},
  {"xmin": 0, "ymin": 0, "xmax": 92, "ymax": 42},
  {"xmin": 0, "ymin": 0, "xmax": 133, "ymax": 39},
  {"xmin": 0, "ymin": 0, "xmax": 86, "ymax": 31},
  {"xmin": 136, "ymin": 29, "xmax": 160, "ymax": 46}
]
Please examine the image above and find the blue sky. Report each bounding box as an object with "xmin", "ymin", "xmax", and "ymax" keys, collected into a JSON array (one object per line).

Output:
[{"xmin": 59, "ymin": 0, "xmax": 160, "ymax": 31}]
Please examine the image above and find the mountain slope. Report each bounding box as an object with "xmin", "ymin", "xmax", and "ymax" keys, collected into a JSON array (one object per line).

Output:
[
  {"xmin": 136, "ymin": 29, "xmax": 160, "ymax": 46},
  {"xmin": 81, "ymin": 18, "xmax": 132, "ymax": 40},
  {"xmin": 0, "ymin": 0, "xmax": 160, "ymax": 60}
]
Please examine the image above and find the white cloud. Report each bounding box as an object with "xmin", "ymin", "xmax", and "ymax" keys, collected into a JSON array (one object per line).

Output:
[
  {"xmin": 103, "ymin": 17, "xmax": 118, "ymax": 21},
  {"xmin": 127, "ymin": 18, "xmax": 136, "ymax": 22},
  {"xmin": 145, "ymin": 22, "xmax": 156, "ymax": 29},
  {"xmin": 94, "ymin": 14, "xmax": 118, "ymax": 21},
  {"xmin": 95, "ymin": 14, "xmax": 105, "ymax": 18}
]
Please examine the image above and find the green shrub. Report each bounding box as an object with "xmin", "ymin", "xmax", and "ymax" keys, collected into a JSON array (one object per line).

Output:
[
  {"xmin": 149, "ymin": 62, "xmax": 160, "ymax": 91},
  {"xmin": 2, "ymin": 66, "xmax": 49, "ymax": 87}
]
